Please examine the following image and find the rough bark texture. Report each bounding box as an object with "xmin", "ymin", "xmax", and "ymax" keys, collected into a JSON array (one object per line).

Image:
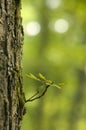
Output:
[{"xmin": 0, "ymin": 0, "xmax": 25, "ymax": 130}]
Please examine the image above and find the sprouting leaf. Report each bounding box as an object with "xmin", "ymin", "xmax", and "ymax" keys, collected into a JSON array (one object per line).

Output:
[
  {"xmin": 46, "ymin": 79, "xmax": 53, "ymax": 84},
  {"xmin": 26, "ymin": 73, "xmax": 40, "ymax": 81},
  {"xmin": 38, "ymin": 73, "xmax": 46, "ymax": 80},
  {"xmin": 58, "ymin": 83, "xmax": 64, "ymax": 87},
  {"xmin": 26, "ymin": 73, "xmax": 63, "ymax": 89},
  {"xmin": 51, "ymin": 84, "xmax": 62, "ymax": 89},
  {"xmin": 25, "ymin": 73, "xmax": 63, "ymax": 102}
]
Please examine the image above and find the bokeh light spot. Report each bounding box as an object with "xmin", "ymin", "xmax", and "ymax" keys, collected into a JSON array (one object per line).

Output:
[
  {"xmin": 54, "ymin": 19, "xmax": 69, "ymax": 33},
  {"xmin": 25, "ymin": 21, "xmax": 41, "ymax": 36},
  {"xmin": 46, "ymin": 0, "xmax": 61, "ymax": 9}
]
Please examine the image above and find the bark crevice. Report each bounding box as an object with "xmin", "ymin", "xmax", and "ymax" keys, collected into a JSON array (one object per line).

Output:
[{"xmin": 0, "ymin": 0, "xmax": 24, "ymax": 129}]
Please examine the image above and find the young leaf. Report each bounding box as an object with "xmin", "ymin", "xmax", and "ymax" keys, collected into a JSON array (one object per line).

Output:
[
  {"xmin": 38, "ymin": 73, "xmax": 46, "ymax": 80},
  {"xmin": 26, "ymin": 73, "xmax": 40, "ymax": 81},
  {"xmin": 52, "ymin": 84, "xmax": 62, "ymax": 89},
  {"xmin": 46, "ymin": 79, "xmax": 53, "ymax": 84},
  {"xmin": 25, "ymin": 73, "xmax": 63, "ymax": 102}
]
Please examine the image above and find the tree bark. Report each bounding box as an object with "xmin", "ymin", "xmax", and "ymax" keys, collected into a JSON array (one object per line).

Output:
[{"xmin": 0, "ymin": 0, "xmax": 25, "ymax": 130}]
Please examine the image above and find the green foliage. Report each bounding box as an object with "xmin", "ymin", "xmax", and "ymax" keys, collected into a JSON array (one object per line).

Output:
[
  {"xmin": 26, "ymin": 73, "xmax": 61, "ymax": 89},
  {"xmin": 25, "ymin": 73, "xmax": 62, "ymax": 102},
  {"xmin": 26, "ymin": 73, "xmax": 40, "ymax": 81}
]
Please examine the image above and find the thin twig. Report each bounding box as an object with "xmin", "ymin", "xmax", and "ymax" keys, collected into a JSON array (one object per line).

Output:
[
  {"xmin": 25, "ymin": 85, "xmax": 50, "ymax": 102},
  {"xmin": 26, "ymin": 91, "xmax": 39, "ymax": 101}
]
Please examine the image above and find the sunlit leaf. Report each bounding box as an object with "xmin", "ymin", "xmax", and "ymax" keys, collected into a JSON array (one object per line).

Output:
[
  {"xmin": 26, "ymin": 73, "xmax": 40, "ymax": 81},
  {"xmin": 46, "ymin": 79, "xmax": 53, "ymax": 84},
  {"xmin": 51, "ymin": 84, "xmax": 62, "ymax": 89},
  {"xmin": 26, "ymin": 73, "xmax": 62, "ymax": 90},
  {"xmin": 38, "ymin": 73, "xmax": 46, "ymax": 80}
]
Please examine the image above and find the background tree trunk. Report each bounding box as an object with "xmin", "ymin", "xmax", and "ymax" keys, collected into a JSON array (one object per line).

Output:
[{"xmin": 0, "ymin": 0, "xmax": 25, "ymax": 130}]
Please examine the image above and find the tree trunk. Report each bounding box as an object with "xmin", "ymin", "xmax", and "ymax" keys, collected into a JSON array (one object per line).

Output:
[{"xmin": 0, "ymin": 0, "xmax": 25, "ymax": 130}]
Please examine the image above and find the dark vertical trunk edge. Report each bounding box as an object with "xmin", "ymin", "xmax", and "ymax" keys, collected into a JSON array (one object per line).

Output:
[{"xmin": 0, "ymin": 0, "xmax": 25, "ymax": 130}]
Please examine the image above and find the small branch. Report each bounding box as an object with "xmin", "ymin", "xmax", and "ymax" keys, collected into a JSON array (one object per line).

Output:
[
  {"xmin": 27, "ymin": 91, "xmax": 39, "ymax": 101},
  {"xmin": 25, "ymin": 85, "xmax": 50, "ymax": 102}
]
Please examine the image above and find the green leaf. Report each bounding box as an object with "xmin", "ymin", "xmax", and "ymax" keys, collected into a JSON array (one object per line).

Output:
[
  {"xmin": 52, "ymin": 84, "xmax": 62, "ymax": 89},
  {"xmin": 26, "ymin": 73, "xmax": 40, "ymax": 81},
  {"xmin": 26, "ymin": 73, "xmax": 63, "ymax": 90},
  {"xmin": 46, "ymin": 79, "xmax": 53, "ymax": 84},
  {"xmin": 38, "ymin": 73, "xmax": 46, "ymax": 80}
]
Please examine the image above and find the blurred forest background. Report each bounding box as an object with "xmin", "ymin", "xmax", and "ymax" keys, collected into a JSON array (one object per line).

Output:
[{"xmin": 21, "ymin": 0, "xmax": 86, "ymax": 130}]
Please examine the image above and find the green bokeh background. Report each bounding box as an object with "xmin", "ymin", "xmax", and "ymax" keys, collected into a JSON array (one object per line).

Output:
[{"xmin": 21, "ymin": 0, "xmax": 86, "ymax": 130}]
